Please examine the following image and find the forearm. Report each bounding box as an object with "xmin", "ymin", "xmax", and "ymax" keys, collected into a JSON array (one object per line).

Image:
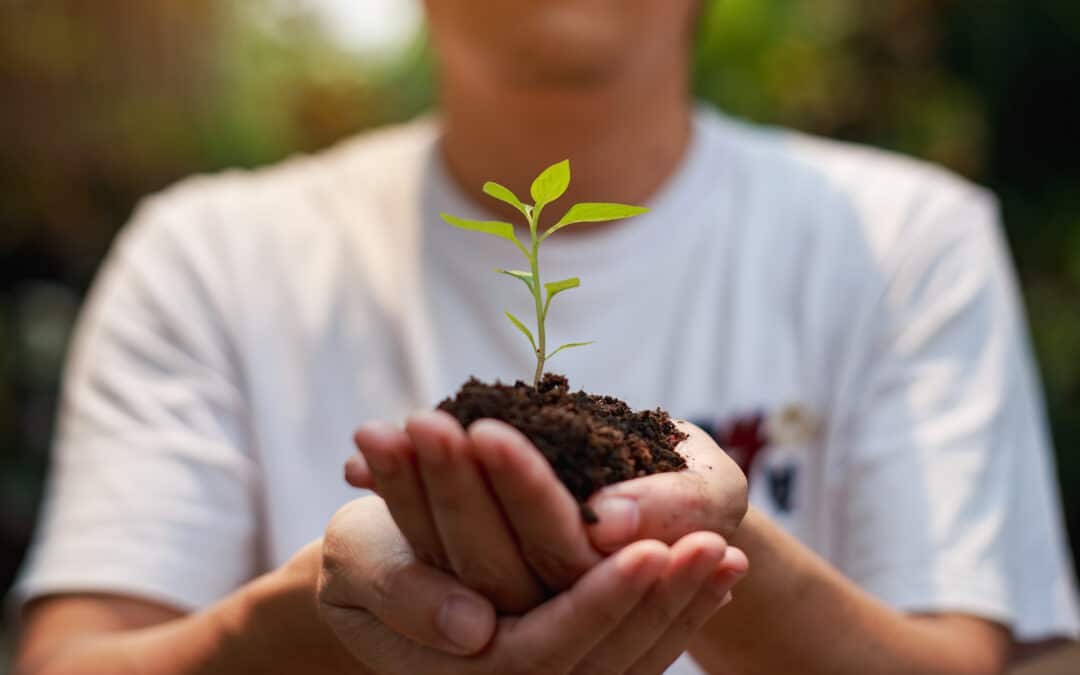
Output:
[
  {"xmin": 689, "ymin": 508, "xmax": 1009, "ymax": 675},
  {"xmin": 16, "ymin": 542, "xmax": 366, "ymax": 675}
]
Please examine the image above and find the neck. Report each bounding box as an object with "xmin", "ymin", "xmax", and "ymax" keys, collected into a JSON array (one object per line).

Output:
[{"xmin": 437, "ymin": 55, "xmax": 693, "ymax": 232}]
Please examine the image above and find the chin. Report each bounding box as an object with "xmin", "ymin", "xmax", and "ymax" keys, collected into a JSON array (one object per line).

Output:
[
  {"xmin": 500, "ymin": 50, "xmax": 625, "ymax": 89},
  {"xmin": 429, "ymin": 0, "xmax": 692, "ymax": 89},
  {"xmin": 494, "ymin": 16, "xmax": 637, "ymax": 88}
]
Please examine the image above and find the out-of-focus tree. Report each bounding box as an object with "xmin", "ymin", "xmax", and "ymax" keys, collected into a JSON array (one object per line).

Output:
[
  {"xmin": 0, "ymin": 0, "xmax": 429, "ymax": 273},
  {"xmin": 695, "ymin": 0, "xmax": 988, "ymax": 173},
  {"xmin": 1, "ymin": 0, "xmax": 220, "ymax": 271}
]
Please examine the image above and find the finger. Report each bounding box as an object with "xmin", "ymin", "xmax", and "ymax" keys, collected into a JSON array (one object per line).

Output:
[
  {"xmin": 319, "ymin": 605, "xmax": 428, "ymax": 675},
  {"xmin": 408, "ymin": 411, "xmax": 547, "ymax": 613},
  {"xmin": 709, "ymin": 544, "xmax": 750, "ymax": 610},
  {"xmin": 714, "ymin": 543, "xmax": 749, "ymax": 581},
  {"xmin": 353, "ymin": 422, "xmax": 447, "ymax": 567},
  {"xmin": 318, "ymin": 497, "xmax": 497, "ymax": 656},
  {"xmin": 627, "ymin": 546, "xmax": 749, "ymax": 675},
  {"xmin": 470, "ymin": 419, "xmax": 602, "ymax": 591},
  {"xmin": 570, "ymin": 532, "xmax": 728, "ymax": 675},
  {"xmin": 586, "ymin": 422, "xmax": 748, "ymax": 553},
  {"xmin": 499, "ymin": 539, "xmax": 669, "ymax": 671},
  {"xmin": 344, "ymin": 452, "xmax": 374, "ymax": 489}
]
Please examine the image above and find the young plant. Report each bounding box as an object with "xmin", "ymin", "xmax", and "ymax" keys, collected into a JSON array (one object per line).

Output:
[{"xmin": 441, "ymin": 159, "xmax": 649, "ymax": 388}]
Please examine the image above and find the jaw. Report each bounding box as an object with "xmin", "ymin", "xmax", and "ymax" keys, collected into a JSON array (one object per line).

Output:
[{"xmin": 426, "ymin": 0, "xmax": 698, "ymax": 90}]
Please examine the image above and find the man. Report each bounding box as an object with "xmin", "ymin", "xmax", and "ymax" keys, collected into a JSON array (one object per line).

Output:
[{"xmin": 11, "ymin": 1, "xmax": 1079, "ymax": 673}]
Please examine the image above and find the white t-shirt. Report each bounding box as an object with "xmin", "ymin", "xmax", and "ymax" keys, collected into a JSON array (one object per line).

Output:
[{"xmin": 13, "ymin": 107, "xmax": 1079, "ymax": 672}]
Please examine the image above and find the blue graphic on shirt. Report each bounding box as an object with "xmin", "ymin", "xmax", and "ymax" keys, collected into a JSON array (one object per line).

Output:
[
  {"xmin": 692, "ymin": 411, "xmax": 799, "ymax": 514},
  {"xmin": 766, "ymin": 464, "xmax": 797, "ymax": 514}
]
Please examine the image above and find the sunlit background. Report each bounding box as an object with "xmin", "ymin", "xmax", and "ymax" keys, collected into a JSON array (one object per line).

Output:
[{"xmin": 2, "ymin": 0, "xmax": 1078, "ymax": 670}]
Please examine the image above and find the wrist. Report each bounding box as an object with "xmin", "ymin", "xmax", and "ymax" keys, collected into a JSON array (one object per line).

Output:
[
  {"xmin": 727, "ymin": 505, "xmax": 761, "ymax": 555},
  {"xmin": 723, "ymin": 506, "xmax": 818, "ymax": 608},
  {"xmin": 719, "ymin": 507, "xmax": 788, "ymax": 610},
  {"xmin": 215, "ymin": 539, "xmax": 360, "ymax": 673}
]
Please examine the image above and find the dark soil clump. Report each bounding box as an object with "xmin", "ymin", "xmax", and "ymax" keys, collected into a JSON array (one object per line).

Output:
[{"xmin": 438, "ymin": 374, "xmax": 687, "ymax": 514}]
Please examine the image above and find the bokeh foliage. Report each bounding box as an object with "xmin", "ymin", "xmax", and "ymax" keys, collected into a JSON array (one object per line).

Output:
[{"xmin": 1, "ymin": 0, "xmax": 1078, "ymax": 604}]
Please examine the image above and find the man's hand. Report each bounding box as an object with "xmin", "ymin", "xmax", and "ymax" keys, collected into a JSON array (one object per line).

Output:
[
  {"xmin": 345, "ymin": 411, "xmax": 748, "ymax": 613},
  {"xmin": 318, "ymin": 496, "xmax": 744, "ymax": 675}
]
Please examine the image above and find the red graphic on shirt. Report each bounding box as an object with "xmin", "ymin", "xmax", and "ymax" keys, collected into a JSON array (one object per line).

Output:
[{"xmin": 715, "ymin": 412, "xmax": 768, "ymax": 480}]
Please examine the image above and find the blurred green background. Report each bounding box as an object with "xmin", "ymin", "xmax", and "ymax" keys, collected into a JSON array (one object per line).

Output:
[{"xmin": 1, "ymin": 0, "xmax": 1078, "ymax": 663}]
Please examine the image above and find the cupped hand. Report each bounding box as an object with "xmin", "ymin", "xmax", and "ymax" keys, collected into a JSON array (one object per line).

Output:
[
  {"xmin": 345, "ymin": 411, "xmax": 748, "ymax": 614},
  {"xmin": 318, "ymin": 496, "xmax": 746, "ymax": 675}
]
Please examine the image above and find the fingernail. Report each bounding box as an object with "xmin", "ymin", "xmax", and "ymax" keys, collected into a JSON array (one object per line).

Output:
[
  {"xmin": 588, "ymin": 497, "xmax": 640, "ymax": 551},
  {"xmin": 344, "ymin": 454, "xmax": 370, "ymax": 484},
  {"xmin": 358, "ymin": 420, "xmax": 397, "ymax": 436},
  {"xmin": 438, "ymin": 594, "xmax": 491, "ymax": 653}
]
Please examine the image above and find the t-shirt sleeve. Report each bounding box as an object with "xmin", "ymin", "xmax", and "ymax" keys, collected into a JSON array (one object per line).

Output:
[
  {"xmin": 830, "ymin": 188, "xmax": 1080, "ymax": 643},
  {"xmin": 10, "ymin": 191, "xmax": 259, "ymax": 614}
]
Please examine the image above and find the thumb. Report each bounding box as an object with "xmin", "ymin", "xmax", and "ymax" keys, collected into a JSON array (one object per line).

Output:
[
  {"xmin": 319, "ymin": 497, "xmax": 496, "ymax": 655},
  {"xmin": 585, "ymin": 422, "xmax": 748, "ymax": 554},
  {"xmin": 585, "ymin": 471, "xmax": 746, "ymax": 554}
]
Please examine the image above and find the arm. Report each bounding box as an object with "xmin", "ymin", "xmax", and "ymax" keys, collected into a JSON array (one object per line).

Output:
[
  {"xmin": 14, "ymin": 542, "xmax": 366, "ymax": 675},
  {"xmin": 15, "ymin": 497, "xmax": 737, "ymax": 675},
  {"xmin": 686, "ymin": 190, "xmax": 1075, "ymax": 674},
  {"xmin": 12, "ymin": 190, "xmax": 373, "ymax": 675},
  {"xmin": 349, "ymin": 417, "xmax": 1011, "ymax": 675},
  {"xmin": 689, "ymin": 507, "xmax": 1010, "ymax": 675}
]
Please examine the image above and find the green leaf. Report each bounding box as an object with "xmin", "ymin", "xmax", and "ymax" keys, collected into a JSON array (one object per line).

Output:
[
  {"xmin": 483, "ymin": 182, "xmax": 529, "ymax": 218},
  {"xmin": 505, "ymin": 312, "xmax": 537, "ymax": 352},
  {"xmin": 546, "ymin": 341, "xmax": 595, "ymax": 361},
  {"xmin": 530, "ymin": 159, "xmax": 571, "ymax": 210},
  {"xmin": 496, "ymin": 268, "xmax": 534, "ymax": 291},
  {"xmin": 544, "ymin": 277, "xmax": 580, "ymax": 296},
  {"xmin": 542, "ymin": 276, "xmax": 580, "ymax": 318},
  {"xmin": 440, "ymin": 213, "xmax": 528, "ymax": 256},
  {"xmin": 542, "ymin": 202, "xmax": 650, "ymax": 241}
]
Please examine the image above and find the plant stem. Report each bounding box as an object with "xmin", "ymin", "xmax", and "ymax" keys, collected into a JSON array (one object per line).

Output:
[{"xmin": 530, "ymin": 232, "xmax": 546, "ymax": 389}]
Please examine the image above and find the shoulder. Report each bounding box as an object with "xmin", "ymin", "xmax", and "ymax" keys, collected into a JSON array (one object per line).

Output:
[
  {"xmin": 151, "ymin": 113, "xmax": 438, "ymax": 214},
  {"xmin": 695, "ymin": 108, "xmax": 1008, "ymax": 326},
  {"xmin": 117, "ymin": 115, "xmax": 439, "ymax": 270},
  {"xmin": 92, "ymin": 116, "xmax": 438, "ymax": 348},
  {"xmin": 693, "ymin": 107, "xmax": 1015, "ymax": 390},
  {"xmin": 702, "ymin": 108, "xmax": 1001, "ymax": 268}
]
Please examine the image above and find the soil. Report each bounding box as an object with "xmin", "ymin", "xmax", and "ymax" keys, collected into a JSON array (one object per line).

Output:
[{"xmin": 437, "ymin": 373, "xmax": 688, "ymax": 521}]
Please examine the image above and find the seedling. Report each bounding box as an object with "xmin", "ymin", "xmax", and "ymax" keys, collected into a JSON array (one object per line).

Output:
[{"xmin": 441, "ymin": 159, "xmax": 648, "ymax": 388}]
